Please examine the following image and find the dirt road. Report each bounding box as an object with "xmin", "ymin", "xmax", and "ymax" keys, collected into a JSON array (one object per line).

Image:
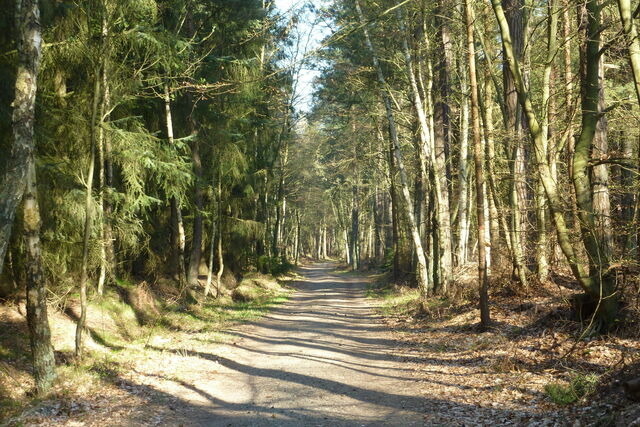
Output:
[
  {"xmin": 13, "ymin": 264, "xmax": 636, "ymax": 426},
  {"xmin": 151, "ymin": 263, "xmax": 428, "ymax": 426}
]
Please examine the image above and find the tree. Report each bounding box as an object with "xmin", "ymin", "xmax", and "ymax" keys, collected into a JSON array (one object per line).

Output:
[{"xmin": 11, "ymin": 0, "xmax": 56, "ymax": 393}]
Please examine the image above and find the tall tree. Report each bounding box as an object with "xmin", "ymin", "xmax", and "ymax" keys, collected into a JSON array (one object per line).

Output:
[
  {"xmin": 14, "ymin": 0, "xmax": 56, "ymax": 392},
  {"xmin": 354, "ymin": 0, "xmax": 431, "ymax": 295},
  {"xmin": 464, "ymin": 0, "xmax": 490, "ymax": 327}
]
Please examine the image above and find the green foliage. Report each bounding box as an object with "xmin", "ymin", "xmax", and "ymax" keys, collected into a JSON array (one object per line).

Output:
[
  {"xmin": 544, "ymin": 373, "xmax": 599, "ymax": 405},
  {"xmin": 257, "ymin": 255, "xmax": 293, "ymax": 275},
  {"xmin": 381, "ymin": 248, "xmax": 395, "ymax": 271}
]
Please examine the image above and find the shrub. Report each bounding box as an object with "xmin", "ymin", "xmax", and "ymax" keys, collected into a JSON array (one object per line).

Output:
[
  {"xmin": 256, "ymin": 255, "xmax": 293, "ymax": 275},
  {"xmin": 544, "ymin": 373, "xmax": 599, "ymax": 405}
]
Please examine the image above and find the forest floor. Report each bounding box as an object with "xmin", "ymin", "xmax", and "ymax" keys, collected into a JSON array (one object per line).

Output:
[{"xmin": 3, "ymin": 262, "xmax": 640, "ymax": 426}]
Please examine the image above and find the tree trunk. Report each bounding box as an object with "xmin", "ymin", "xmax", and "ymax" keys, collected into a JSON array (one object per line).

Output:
[
  {"xmin": 621, "ymin": 132, "xmax": 638, "ymax": 256},
  {"xmin": 350, "ymin": 185, "xmax": 360, "ymax": 270},
  {"xmin": 502, "ymin": 0, "xmax": 529, "ymax": 287},
  {"xmin": 187, "ymin": 125, "xmax": 204, "ymax": 290},
  {"xmin": 432, "ymin": 2, "xmax": 454, "ymax": 288},
  {"xmin": 490, "ymin": 0, "xmax": 617, "ymax": 328},
  {"xmin": 0, "ymin": 0, "xmax": 42, "ymax": 277},
  {"xmin": 457, "ymin": 61, "xmax": 471, "ymax": 265},
  {"xmin": 587, "ymin": 48, "xmax": 613, "ymax": 261},
  {"xmin": 388, "ymin": 144, "xmax": 400, "ymax": 279},
  {"xmin": 24, "ymin": 159, "xmax": 57, "ymax": 393},
  {"xmin": 76, "ymin": 60, "xmax": 102, "ymax": 358},
  {"xmin": 272, "ymin": 145, "xmax": 287, "ymax": 259},
  {"xmin": 97, "ymin": 11, "xmax": 111, "ymax": 296},
  {"xmin": 215, "ymin": 179, "xmax": 224, "ymax": 299},
  {"xmin": 204, "ymin": 218, "xmax": 216, "ymax": 298},
  {"xmin": 574, "ymin": 0, "xmax": 617, "ymax": 324},
  {"xmin": 464, "ymin": 0, "xmax": 491, "ymax": 328},
  {"xmin": 294, "ymin": 210, "xmax": 301, "ymax": 265},
  {"xmin": 11, "ymin": 0, "xmax": 56, "ymax": 392},
  {"xmin": 164, "ymin": 84, "xmax": 187, "ymax": 287},
  {"xmin": 616, "ymin": 0, "xmax": 640, "ymax": 106},
  {"xmin": 535, "ymin": 0, "xmax": 560, "ymax": 282},
  {"xmin": 398, "ymin": 5, "xmax": 447, "ymax": 293},
  {"xmin": 355, "ymin": 0, "xmax": 430, "ymax": 294},
  {"xmin": 481, "ymin": 70, "xmax": 503, "ymax": 269}
]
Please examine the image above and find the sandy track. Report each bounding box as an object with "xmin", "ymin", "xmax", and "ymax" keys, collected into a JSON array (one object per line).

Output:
[{"xmin": 151, "ymin": 263, "xmax": 427, "ymax": 426}]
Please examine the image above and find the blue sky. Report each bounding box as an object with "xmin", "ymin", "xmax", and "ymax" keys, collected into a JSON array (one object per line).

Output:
[{"xmin": 274, "ymin": 0, "xmax": 330, "ymax": 112}]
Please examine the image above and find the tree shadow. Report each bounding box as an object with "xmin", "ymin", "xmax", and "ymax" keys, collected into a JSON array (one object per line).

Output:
[{"xmin": 63, "ymin": 307, "xmax": 125, "ymax": 351}]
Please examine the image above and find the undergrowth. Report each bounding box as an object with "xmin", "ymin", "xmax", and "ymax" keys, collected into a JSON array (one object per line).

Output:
[
  {"xmin": 0, "ymin": 274, "xmax": 292, "ymax": 422},
  {"xmin": 544, "ymin": 373, "xmax": 599, "ymax": 405},
  {"xmin": 366, "ymin": 279, "xmax": 450, "ymax": 318}
]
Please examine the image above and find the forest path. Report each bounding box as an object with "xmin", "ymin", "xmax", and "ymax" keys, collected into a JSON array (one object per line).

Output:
[{"xmin": 145, "ymin": 262, "xmax": 430, "ymax": 426}]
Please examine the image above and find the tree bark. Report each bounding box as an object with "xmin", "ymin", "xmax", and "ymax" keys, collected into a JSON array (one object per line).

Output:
[
  {"xmin": 24, "ymin": 159, "xmax": 57, "ymax": 393},
  {"xmin": 164, "ymin": 84, "xmax": 187, "ymax": 287},
  {"xmin": 464, "ymin": 0, "xmax": 491, "ymax": 328},
  {"xmin": 535, "ymin": 0, "xmax": 560, "ymax": 282},
  {"xmin": 294, "ymin": 210, "xmax": 301, "ymax": 265},
  {"xmin": 354, "ymin": 0, "xmax": 430, "ymax": 294},
  {"xmin": 481, "ymin": 69, "xmax": 504, "ymax": 269},
  {"xmin": 397, "ymin": 5, "xmax": 448, "ymax": 293},
  {"xmin": 215, "ymin": 177, "xmax": 224, "ymax": 298},
  {"xmin": 621, "ymin": 132, "xmax": 638, "ymax": 256},
  {"xmin": 0, "ymin": 0, "xmax": 42, "ymax": 276},
  {"xmin": 350, "ymin": 185, "xmax": 360, "ymax": 270},
  {"xmin": 490, "ymin": 0, "xmax": 617, "ymax": 327},
  {"xmin": 97, "ymin": 9, "xmax": 112, "ymax": 296},
  {"xmin": 76, "ymin": 57, "xmax": 102, "ymax": 358},
  {"xmin": 10, "ymin": 0, "xmax": 56, "ymax": 392},
  {"xmin": 204, "ymin": 218, "xmax": 216, "ymax": 298},
  {"xmin": 616, "ymin": 0, "xmax": 640, "ymax": 106},
  {"xmin": 502, "ymin": 0, "xmax": 529, "ymax": 287},
  {"xmin": 574, "ymin": 0, "xmax": 617, "ymax": 324},
  {"xmin": 187, "ymin": 122, "xmax": 204, "ymax": 289},
  {"xmin": 457, "ymin": 60, "xmax": 471, "ymax": 265},
  {"xmin": 432, "ymin": 1, "xmax": 454, "ymax": 285}
]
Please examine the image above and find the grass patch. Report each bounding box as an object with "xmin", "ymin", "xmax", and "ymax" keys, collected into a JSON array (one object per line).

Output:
[
  {"xmin": 0, "ymin": 272, "xmax": 292, "ymax": 423},
  {"xmin": 544, "ymin": 373, "xmax": 599, "ymax": 405},
  {"xmin": 366, "ymin": 279, "xmax": 421, "ymax": 317},
  {"xmin": 365, "ymin": 281, "xmax": 395, "ymax": 299},
  {"xmin": 366, "ymin": 280, "xmax": 453, "ymax": 320},
  {"xmin": 156, "ymin": 285, "xmax": 290, "ymax": 334},
  {"xmin": 379, "ymin": 289, "xmax": 421, "ymax": 316},
  {"xmin": 0, "ymin": 397, "xmax": 22, "ymax": 420}
]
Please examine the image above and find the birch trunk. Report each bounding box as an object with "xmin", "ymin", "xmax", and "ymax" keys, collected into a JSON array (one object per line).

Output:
[
  {"xmin": 11, "ymin": 0, "xmax": 56, "ymax": 392},
  {"xmin": 24, "ymin": 159, "xmax": 56, "ymax": 393},
  {"xmin": 355, "ymin": 0, "xmax": 430, "ymax": 294},
  {"xmin": 164, "ymin": 84, "xmax": 187, "ymax": 287},
  {"xmin": 187, "ymin": 129, "xmax": 204, "ymax": 290},
  {"xmin": 432, "ymin": 3, "xmax": 454, "ymax": 288},
  {"xmin": 398, "ymin": 6, "xmax": 448, "ymax": 292},
  {"xmin": 481, "ymin": 73, "xmax": 503, "ymax": 269},
  {"xmin": 621, "ymin": 132, "xmax": 638, "ymax": 256},
  {"xmin": 215, "ymin": 178, "xmax": 224, "ymax": 298},
  {"xmin": 0, "ymin": 0, "xmax": 42, "ymax": 275},
  {"xmin": 351, "ymin": 188, "xmax": 359, "ymax": 269},
  {"xmin": 294, "ymin": 210, "xmax": 301, "ymax": 265},
  {"xmin": 457, "ymin": 64, "xmax": 471, "ymax": 265},
  {"xmin": 535, "ymin": 0, "xmax": 559, "ymax": 282},
  {"xmin": 97, "ymin": 11, "xmax": 111, "ymax": 296},
  {"xmin": 204, "ymin": 218, "xmax": 216, "ymax": 298}
]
